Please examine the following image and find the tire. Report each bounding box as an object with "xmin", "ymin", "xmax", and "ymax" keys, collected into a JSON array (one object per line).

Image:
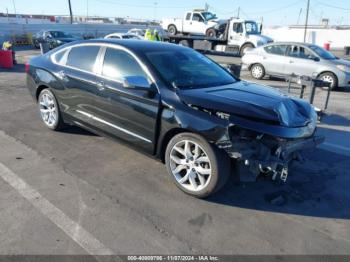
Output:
[
  {"xmin": 33, "ymin": 40, "xmax": 40, "ymax": 49},
  {"xmin": 240, "ymin": 43, "xmax": 254, "ymax": 56},
  {"xmin": 318, "ymin": 72, "xmax": 338, "ymax": 90},
  {"xmin": 250, "ymin": 64, "xmax": 265, "ymax": 80},
  {"xmin": 38, "ymin": 88, "xmax": 66, "ymax": 131},
  {"xmin": 206, "ymin": 28, "xmax": 216, "ymax": 38},
  {"xmin": 165, "ymin": 132, "xmax": 230, "ymax": 198},
  {"xmin": 168, "ymin": 25, "xmax": 177, "ymax": 35}
]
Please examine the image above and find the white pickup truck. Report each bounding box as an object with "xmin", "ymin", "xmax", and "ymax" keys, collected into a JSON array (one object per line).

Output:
[{"xmin": 161, "ymin": 10, "xmax": 222, "ymax": 36}]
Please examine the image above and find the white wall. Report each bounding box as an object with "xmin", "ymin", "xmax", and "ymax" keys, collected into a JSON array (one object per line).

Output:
[
  {"xmin": 263, "ymin": 27, "xmax": 350, "ymax": 49},
  {"xmin": 0, "ymin": 17, "xmax": 53, "ymax": 24}
]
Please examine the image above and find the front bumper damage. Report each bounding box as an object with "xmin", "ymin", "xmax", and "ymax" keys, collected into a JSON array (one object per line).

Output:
[{"xmin": 216, "ymin": 126, "xmax": 325, "ymax": 182}]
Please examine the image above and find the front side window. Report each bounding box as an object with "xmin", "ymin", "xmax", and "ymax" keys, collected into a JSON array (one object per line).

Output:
[
  {"xmin": 232, "ymin": 23, "xmax": 243, "ymax": 33},
  {"xmin": 192, "ymin": 13, "xmax": 203, "ymax": 22},
  {"xmin": 66, "ymin": 45, "xmax": 100, "ymax": 72},
  {"xmin": 287, "ymin": 45, "xmax": 315, "ymax": 59},
  {"xmin": 264, "ymin": 45, "xmax": 287, "ymax": 56},
  {"xmin": 102, "ymin": 48, "xmax": 147, "ymax": 80},
  {"xmin": 146, "ymin": 49, "xmax": 236, "ymax": 89}
]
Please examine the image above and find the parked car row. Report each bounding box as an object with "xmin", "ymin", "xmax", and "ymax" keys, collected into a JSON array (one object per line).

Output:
[{"xmin": 32, "ymin": 29, "xmax": 146, "ymax": 50}]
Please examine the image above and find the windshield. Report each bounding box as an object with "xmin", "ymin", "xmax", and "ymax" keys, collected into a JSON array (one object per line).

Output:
[
  {"xmin": 201, "ymin": 12, "xmax": 217, "ymax": 21},
  {"xmin": 245, "ymin": 21, "xmax": 260, "ymax": 35},
  {"xmin": 146, "ymin": 50, "xmax": 236, "ymax": 89},
  {"xmin": 50, "ymin": 31, "xmax": 73, "ymax": 38},
  {"xmin": 309, "ymin": 45, "xmax": 337, "ymax": 60}
]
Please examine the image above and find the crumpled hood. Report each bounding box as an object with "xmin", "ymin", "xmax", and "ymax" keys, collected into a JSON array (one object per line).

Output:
[{"xmin": 178, "ymin": 81, "xmax": 315, "ymax": 128}]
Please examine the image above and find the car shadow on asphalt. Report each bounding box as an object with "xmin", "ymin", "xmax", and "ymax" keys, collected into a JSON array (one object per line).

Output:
[
  {"xmin": 321, "ymin": 113, "xmax": 350, "ymax": 126},
  {"xmin": 62, "ymin": 125, "xmax": 99, "ymax": 137},
  {"xmin": 207, "ymin": 148, "xmax": 350, "ymax": 220}
]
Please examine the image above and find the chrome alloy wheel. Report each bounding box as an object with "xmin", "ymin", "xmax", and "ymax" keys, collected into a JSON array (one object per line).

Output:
[
  {"xmin": 321, "ymin": 75, "xmax": 334, "ymax": 86},
  {"xmin": 169, "ymin": 140, "xmax": 212, "ymax": 192},
  {"xmin": 39, "ymin": 91, "xmax": 58, "ymax": 128},
  {"xmin": 251, "ymin": 65, "xmax": 263, "ymax": 79}
]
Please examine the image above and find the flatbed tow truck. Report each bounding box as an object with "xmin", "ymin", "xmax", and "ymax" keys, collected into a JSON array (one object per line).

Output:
[{"xmin": 163, "ymin": 17, "xmax": 273, "ymax": 56}]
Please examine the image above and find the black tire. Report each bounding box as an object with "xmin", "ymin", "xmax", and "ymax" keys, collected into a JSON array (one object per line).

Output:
[
  {"xmin": 165, "ymin": 132, "xmax": 230, "ymax": 198},
  {"xmin": 206, "ymin": 28, "xmax": 216, "ymax": 38},
  {"xmin": 240, "ymin": 43, "xmax": 254, "ymax": 56},
  {"xmin": 168, "ymin": 25, "xmax": 177, "ymax": 35},
  {"xmin": 250, "ymin": 63, "xmax": 265, "ymax": 80},
  {"xmin": 33, "ymin": 40, "xmax": 40, "ymax": 49},
  {"xmin": 317, "ymin": 72, "xmax": 338, "ymax": 90},
  {"xmin": 38, "ymin": 88, "xmax": 66, "ymax": 131}
]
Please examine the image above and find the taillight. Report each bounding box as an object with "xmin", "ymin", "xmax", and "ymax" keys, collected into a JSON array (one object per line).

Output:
[{"xmin": 25, "ymin": 62, "xmax": 30, "ymax": 73}]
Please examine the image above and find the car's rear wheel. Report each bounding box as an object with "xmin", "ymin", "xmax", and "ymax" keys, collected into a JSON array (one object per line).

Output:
[
  {"xmin": 318, "ymin": 72, "xmax": 338, "ymax": 90},
  {"xmin": 168, "ymin": 25, "xmax": 177, "ymax": 35},
  {"xmin": 251, "ymin": 64, "xmax": 265, "ymax": 80},
  {"xmin": 165, "ymin": 133, "xmax": 230, "ymax": 198},
  {"xmin": 206, "ymin": 28, "xmax": 216, "ymax": 38},
  {"xmin": 38, "ymin": 89, "xmax": 66, "ymax": 130}
]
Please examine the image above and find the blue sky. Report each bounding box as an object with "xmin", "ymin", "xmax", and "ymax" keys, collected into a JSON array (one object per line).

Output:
[{"xmin": 0, "ymin": 0, "xmax": 349, "ymax": 26}]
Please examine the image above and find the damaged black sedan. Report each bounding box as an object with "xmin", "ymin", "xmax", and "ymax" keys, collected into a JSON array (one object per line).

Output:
[{"xmin": 26, "ymin": 39, "xmax": 324, "ymax": 198}]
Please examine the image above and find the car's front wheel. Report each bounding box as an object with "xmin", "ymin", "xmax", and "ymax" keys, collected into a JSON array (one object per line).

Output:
[
  {"xmin": 38, "ymin": 89, "xmax": 66, "ymax": 130},
  {"xmin": 251, "ymin": 63, "xmax": 265, "ymax": 79},
  {"xmin": 318, "ymin": 72, "xmax": 338, "ymax": 90},
  {"xmin": 165, "ymin": 133, "xmax": 230, "ymax": 198}
]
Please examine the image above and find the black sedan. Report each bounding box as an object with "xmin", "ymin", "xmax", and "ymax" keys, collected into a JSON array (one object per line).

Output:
[
  {"xmin": 26, "ymin": 39, "xmax": 323, "ymax": 198},
  {"xmin": 33, "ymin": 30, "xmax": 80, "ymax": 50}
]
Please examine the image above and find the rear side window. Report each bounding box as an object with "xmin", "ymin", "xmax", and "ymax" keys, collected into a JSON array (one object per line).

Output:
[
  {"xmin": 102, "ymin": 48, "xmax": 147, "ymax": 80},
  {"xmin": 53, "ymin": 49, "xmax": 69, "ymax": 65},
  {"xmin": 66, "ymin": 45, "xmax": 100, "ymax": 72},
  {"xmin": 264, "ymin": 45, "xmax": 287, "ymax": 56},
  {"xmin": 185, "ymin": 13, "xmax": 191, "ymax": 20}
]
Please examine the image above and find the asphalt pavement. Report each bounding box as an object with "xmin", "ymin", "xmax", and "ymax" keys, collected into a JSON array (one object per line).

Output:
[{"xmin": 0, "ymin": 50, "xmax": 350, "ymax": 255}]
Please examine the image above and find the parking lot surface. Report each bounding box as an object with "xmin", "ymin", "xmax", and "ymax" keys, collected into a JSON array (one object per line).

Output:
[{"xmin": 0, "ymin": 49, "xmax": 350, "ymax": 255}]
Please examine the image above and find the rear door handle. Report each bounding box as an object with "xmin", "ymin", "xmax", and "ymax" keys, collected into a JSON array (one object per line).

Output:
[
  {"xmin": 289, "ymin": 60, "xmax": 294, "ymax": 64},
  {"xmin": 96, "ymin": 81, "xmax": 105, "ymax": 91}
]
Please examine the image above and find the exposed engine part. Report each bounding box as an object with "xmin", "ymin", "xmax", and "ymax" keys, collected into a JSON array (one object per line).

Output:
[{"xmin": 216, "ymin": 126, "xmax": 324, "ymax": 183}]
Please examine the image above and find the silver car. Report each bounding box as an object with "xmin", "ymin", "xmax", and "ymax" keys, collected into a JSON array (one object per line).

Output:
[{"xmin": 242, "ymin": 42, "xmax": 350, "ymax": 89}]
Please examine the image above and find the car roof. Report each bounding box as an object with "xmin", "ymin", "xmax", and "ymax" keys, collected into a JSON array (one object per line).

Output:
[
  {"xmin": 64, "ymin": 39, "xmax": 187, "ymax": 53},
  {"xmin": 266, "ymin": 42, "xmax": 317, "ymax": 48}
]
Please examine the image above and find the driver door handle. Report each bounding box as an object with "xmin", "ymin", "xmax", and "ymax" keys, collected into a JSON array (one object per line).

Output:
[{"xmin": 289, "ymin": 60, "xmax": 294, "ymax": 64}]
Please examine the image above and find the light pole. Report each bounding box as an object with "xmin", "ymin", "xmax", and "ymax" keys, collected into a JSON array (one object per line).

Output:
[
  {"xmin": 86, "ymin": 0, "xmax": 89, "ymax": 20},
  {"xmin": 12, "ymin": 0, "xmax": 16, "ymax": 15},
  {"xmin": 68, "ymin": 0, "xmax": 73, "ymax": 24},
  {"xmin": 303, "ymin": 0, "xmax": 310, "ymax": 42},
  {"xmin": 153, "ymin": 2, "xmax": 158, "ymax": 22}
]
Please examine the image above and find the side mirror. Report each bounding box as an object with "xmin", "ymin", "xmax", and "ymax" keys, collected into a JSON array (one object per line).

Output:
[
  {"xmin": 123, "ymin": 76, "xmax": 151, "ymax": 90},
  {"xmin": 313, "ymin": 57, "xmax": 320, "ymax": 62}
]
